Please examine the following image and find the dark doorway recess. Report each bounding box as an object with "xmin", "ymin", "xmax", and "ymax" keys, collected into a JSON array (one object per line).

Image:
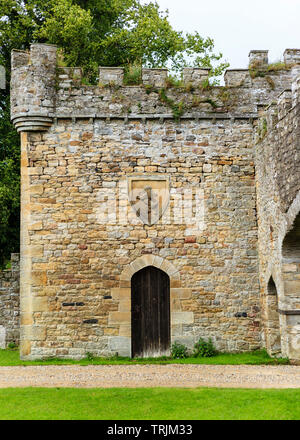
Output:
[
  {"xmin": 266, "ymin": 276, "xmax": 281, "ymax": 355},
  {"xmin": 131, "ymin": 266, "xmax": 170, "ymax": 358}
]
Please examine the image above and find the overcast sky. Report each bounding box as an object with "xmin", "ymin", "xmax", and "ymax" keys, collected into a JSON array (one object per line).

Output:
[{"xmin": 142, "ymin": 0, "xmax": 300, "ymax": 69}]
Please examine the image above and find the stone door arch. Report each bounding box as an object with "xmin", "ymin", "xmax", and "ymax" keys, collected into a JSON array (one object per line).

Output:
[
  {"xmin": 265, "ymin": 276, "xmax": 281, "ymax": 355},
  {"xmin": 109, "ymin": 255, "xmax": 194, "ymax": 357}
]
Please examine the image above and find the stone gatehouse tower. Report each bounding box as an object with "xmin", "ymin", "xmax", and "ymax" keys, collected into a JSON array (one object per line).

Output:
[{"xmin": 9, "ymin": 43, "xmax": 300, "ymax": 360}]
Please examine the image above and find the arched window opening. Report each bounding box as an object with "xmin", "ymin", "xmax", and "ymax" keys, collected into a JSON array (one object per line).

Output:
[
  {"xmin": 268, "ymin": 276, "xmax": 277, "ymax": 295},
  {"xmin": 282, "ymin": 214, "xmax": 300, "ymax": 261},
  {"xmin": 282, "ymin": 213, "xmax": 300, "ymax": 298}
]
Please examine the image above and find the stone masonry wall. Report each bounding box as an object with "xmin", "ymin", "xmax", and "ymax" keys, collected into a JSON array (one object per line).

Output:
[
  {"xmin": 255, "ymin": 69, "xmax": 300, "ymax": 359},
  {"xmin": 20, "ymin": 118, "xmax": 260, "ymax": 359},
  {"xmin": 0, "ymin": 254, "xmax": 20, "ymax": 348},
  {"xmin": 10, "ymin": 44, "xmax": 300, "ymax": 359}
]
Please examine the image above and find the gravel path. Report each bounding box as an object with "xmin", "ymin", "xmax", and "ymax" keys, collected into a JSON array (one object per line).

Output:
[{"xmin": 1, "ymin": 365, "xmax": 300, "ymax": 388}]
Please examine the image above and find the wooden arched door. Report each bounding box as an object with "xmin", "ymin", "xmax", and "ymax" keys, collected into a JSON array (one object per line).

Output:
[{"xmin": 131, "ymin": 266, "xmax": 170, "ymax": 358}]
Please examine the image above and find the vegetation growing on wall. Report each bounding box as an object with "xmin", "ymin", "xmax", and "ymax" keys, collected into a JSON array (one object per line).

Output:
[
  {"xmin": 249, "ymin": 60, "xmax": 291, "ymax": 80},
  {"xmin": 158, "ymin": 88, "xmax": 185, "ymax": 121},
  {"xmin": 123, "ymin": 64, "xmax": 142, "ymax": 86}
]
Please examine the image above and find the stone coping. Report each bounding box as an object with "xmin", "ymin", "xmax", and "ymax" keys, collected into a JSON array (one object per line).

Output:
[{"xmin": 11, "ymin": 112, "xmax": 259, "ymax": 122}]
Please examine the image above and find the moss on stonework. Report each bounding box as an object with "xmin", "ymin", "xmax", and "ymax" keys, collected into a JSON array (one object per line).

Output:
[
  {"xmin": 158, "ymin": 88, "xmax": 185, "ymax": 121},
  {"xmin": 257, "ymin": 118, "xmax": 268, "ymax": 141}
]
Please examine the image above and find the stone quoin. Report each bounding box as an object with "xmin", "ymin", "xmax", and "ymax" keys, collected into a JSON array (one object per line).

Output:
[{"xmin": 0, "ymin": 43, "xmax": 299, "ymax": 360}]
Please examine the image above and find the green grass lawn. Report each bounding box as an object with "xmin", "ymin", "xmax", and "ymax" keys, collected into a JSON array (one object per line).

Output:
[
  {"xmin": 0, "ymin": 387, "xmax": 299, "ymax": 420},
  {"xmin": 0, "ymin": 350, "xmax": 296, "ymax": 420},
  {"xmin": 0, "ymin": 348, "xmax": 289, "ymax": 366}
]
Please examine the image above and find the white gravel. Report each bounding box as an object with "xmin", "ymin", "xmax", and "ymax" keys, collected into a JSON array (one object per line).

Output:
[{"xmin": 0, "ymin": 364, "xmax": 300, "ymax": 388}]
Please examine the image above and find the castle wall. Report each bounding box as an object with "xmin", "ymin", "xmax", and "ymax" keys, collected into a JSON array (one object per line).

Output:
[
  {"xmin": 20, "ymin": 117, "xmax": 261, "ymax": 359},
  {"xmin": 10, "ymin": 44, "xmax": 300, "ymax": 359},
  {"xmin": 255, "ymin": 70, "xmax": 300, "ymax": 359},
  {"xmin": 0, "ymin": 254, "xmax": 20, "ymax": 348}
]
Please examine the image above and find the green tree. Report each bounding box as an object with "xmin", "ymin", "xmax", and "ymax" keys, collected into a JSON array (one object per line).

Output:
[
  {"xmin": 0, "ymin": 94, "xmax": 20, "ymax": 267},
  {"xmin": 1, "ymin": 0, "xmax": 229, "ymax": 74},
  {"xmin": 36, "ymin": 0, "xmax": 228, "ymax": 79},
  {"xmin": 0, "ymin": 0, "xmax": 228, "ymax": 266}
]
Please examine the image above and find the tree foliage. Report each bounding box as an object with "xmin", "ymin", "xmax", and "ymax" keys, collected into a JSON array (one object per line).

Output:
[
  {"xmin": 0, "ymin": 0, "xmax": 229, "ymax": 78},
  {"xmin": 0, "ymin": 0, "xmax": 228, "ymax": 266},
  {"xmin": 0, "ymin": 94, "xmax": 20, "ymax": 267}
]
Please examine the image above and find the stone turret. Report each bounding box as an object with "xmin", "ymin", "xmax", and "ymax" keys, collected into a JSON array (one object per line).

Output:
[{"xmin": 10, "ymin": 43, "xmax": 57, "ymax": 132}]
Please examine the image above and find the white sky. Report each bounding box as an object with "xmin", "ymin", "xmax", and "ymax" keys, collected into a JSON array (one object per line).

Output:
[{"xmin": 142, "ymin": 0, "xmax": 300, "ymax": 69}]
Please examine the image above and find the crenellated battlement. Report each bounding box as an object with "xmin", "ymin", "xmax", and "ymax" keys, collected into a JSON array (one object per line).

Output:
[
  {"xmin": 10, "ymin": 44, "xmax": 300, "ymax": 132},
  {"xmin": 257, "ymin": 64, "xmax": 300, "ymax": 132}
]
